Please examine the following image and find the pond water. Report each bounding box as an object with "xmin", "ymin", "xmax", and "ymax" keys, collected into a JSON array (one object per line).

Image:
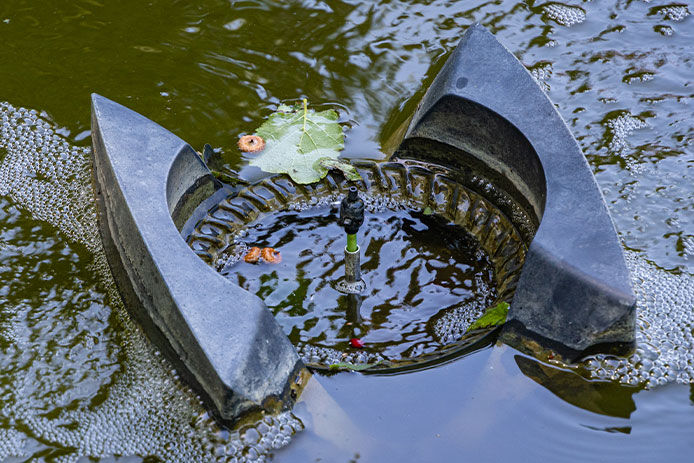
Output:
[
  {"xmin": 0, "ymin": 0, "xmax": 693, "ymax": 462},
  {"xmin": 220, "ymin": 204, "xmax": 497, "ymax": 366}
]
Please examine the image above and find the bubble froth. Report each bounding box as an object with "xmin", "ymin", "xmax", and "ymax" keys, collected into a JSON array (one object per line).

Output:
[
  {"xmin": 541, "ymin": 3, "xmax": 587, "ymax": 27},
  {"xmin": 0, "ymin": 429, "xmax": 26, "ymax": 461},
  {"xmin": 0, "ymin": 102, "xmax": 99, "ymax": 252},
  {"xmin": 649, "ymin": 4, "xmax": 691, "ymax": 22},
  {"xmin": 583, "ymin": 250, "xmax": 694, "ymax": 388}
]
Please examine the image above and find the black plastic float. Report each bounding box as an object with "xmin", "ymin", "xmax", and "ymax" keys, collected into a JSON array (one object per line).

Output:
[
  {"xmin": 90, "ymin": 24, "xmax": 635, "ymax": 425},
  {"xmin": 395, "ymin": 24, "xmax": 635, "ymax": 358},
  {"xmin": 91, "ymin": 94, "xmax": 305, "ymax": 426}
]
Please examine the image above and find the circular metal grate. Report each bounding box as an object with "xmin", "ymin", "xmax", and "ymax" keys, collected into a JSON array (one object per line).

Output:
[{"xmin": 186, "ymin": 160, "xmax": 534, "ymax": 372}]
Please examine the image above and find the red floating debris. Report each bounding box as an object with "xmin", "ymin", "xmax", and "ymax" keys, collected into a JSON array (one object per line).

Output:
[{"xmin": 350, "ymin": 338, "xmax": 364, "ymax": 348}]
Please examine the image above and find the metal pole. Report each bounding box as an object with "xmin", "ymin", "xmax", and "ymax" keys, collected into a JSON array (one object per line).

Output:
[{"xmin": 344, "ymin": 245, "xmax": 361, "ymax": 283}]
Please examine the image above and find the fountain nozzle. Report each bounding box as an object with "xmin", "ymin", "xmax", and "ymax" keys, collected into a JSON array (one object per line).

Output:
[
  {"xmin": 336, "ymin": 187, "xmax": 366, "ymax": 294},
  {"xmin": 339, "ymin": 186, "xmax": 365, "ymax": 237}
]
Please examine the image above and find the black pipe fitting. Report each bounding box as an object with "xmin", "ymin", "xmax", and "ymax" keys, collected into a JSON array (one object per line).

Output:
[{"xmin": 339, "ymin": 186, "xmax": 365, "ymax": 234}]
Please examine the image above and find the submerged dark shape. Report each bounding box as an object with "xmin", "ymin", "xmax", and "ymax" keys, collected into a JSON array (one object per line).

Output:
[
  {"xmin": 514, "ymin": 355, "xmax": 638, "ymax": 418},
  {"xmin": 90, "ymin": 94, "xmax": 304, "ymax": 426},
  {"xmin": 395, "ymin": 24, "xmax": 635, "ymax": 359}
]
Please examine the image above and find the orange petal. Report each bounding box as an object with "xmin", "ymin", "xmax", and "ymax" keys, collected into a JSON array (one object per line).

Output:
[
  {"xmin": 261, "ymin": 247, "xmax": 281, "ymax": 264},
  {"xmin": 244, "ymin": 247, "xmax": 262, "ymax": 263},
  {"xmin": 238, "ymin": 135, "xmax": 266, "ymax": 153}
]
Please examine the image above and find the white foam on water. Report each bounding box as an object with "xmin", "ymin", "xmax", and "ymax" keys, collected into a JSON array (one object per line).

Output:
[
  {"xmin": 433, "ymin": 278, "xmax": 495, "ymax": 346},
  {"xmin": 655, "ymin": 24, "xmax": 675, "ymax": 36},
  {"xmin": 651, "ymin": 4, "xmax": 691, "ymax": 22},
  {"xmin": 603, "ymin": 111, "xmax": 649, "ymax": 156},
  {"xmin": 0, "ymin": 429, "xmax": 26, "ymax": 461},
  {"xmin": 0, "ymin": 103, "xmax": 99, "ymax": 252},
  {"xmin": 542, "ymin": 3, "xmax": 587, "ymax": 27},
  {"xmin": 683, "ymin": 236, "xmax": 694, "ymax": 257},
  {"xmin": 583, "ymin": 250, "xmax": 694, "ymax": 388},
  {"xmin": 298, "ymin": 343, "xmax": 384, "ymax": 366},
  {"xmin": 528, "ymin": 61, "xmax": 553, "ymax": 82}
]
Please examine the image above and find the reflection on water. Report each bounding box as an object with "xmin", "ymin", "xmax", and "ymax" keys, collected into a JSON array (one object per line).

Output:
[
  {"xmin": 515, "ymin": 355, "xmax": 639, "ymax": 419},
  {"xmin": 0, "ymin": 0, "xmax": 692, "ymax": 461},
  {"xmin": 221, "ymin": 206, "xmax": 496, "ymax": 364}
]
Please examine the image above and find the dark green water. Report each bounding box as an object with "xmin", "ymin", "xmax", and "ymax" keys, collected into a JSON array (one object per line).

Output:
[{"xmin": 0, "ymin": 0, "xmax": 693, "ymax": 461}]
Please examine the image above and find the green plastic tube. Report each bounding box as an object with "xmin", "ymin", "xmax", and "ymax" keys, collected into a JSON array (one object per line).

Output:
[{"xmin": 346, "ymin": 233, "xmax": 358, "ymax": 253}]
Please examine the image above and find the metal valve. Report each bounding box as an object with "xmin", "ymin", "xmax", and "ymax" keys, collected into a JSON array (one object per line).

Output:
[{"xmin": 339, "ymin": 186, "xmax": 365, "ymax": 236}]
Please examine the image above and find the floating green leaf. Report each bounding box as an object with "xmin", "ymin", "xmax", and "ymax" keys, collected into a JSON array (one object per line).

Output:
[
  {"xmin": 249, "ymin": 99, "xmax": 348, "ymax": 184},
  {"xmin": 316, "ymin": 158, "xmax": 361, "ymax": 181},
  {"xmin": 422, "ymin": 206, "xmax": 434, "ymax": 216},
  {"xmin": 466, "ymin": 301, "xmax": 510, "ymax": 332},
  {"xmin": 328, "ymin": 361, "xmax": 383, "ymax": 372}
]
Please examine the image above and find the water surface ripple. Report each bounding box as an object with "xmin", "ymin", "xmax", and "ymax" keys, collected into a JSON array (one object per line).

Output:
[{"xmin": 0, "ymin": 0, "xmax": 692, "ymax": 461}]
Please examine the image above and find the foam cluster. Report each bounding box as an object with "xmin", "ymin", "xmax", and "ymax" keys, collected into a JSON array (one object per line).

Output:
[
  {"xmin": 298, "ymin": 344, "xmax": 384, "ymax": 366},
  {"xmin": 542, "ymin": 3, "xmax": 587, "ymax": 27},
  {"xmin": 0, "ymin": 429, "xmax": 25, "ymax": 462},
  {"xmin": 528, "ymin": 61, "xmax": 553, "ymax": 92},
  {"xmin": 433, "ymin": 278, "xmax": 494, "ymax": 345},
  {"xmin": 0, "ymin": 103, "xmax": 99, "ymax": 252},
  {"xmin": 583, "ymin": 250, "xmax": 694, "ymax": 387},
  {"xmin": 683, "ymin": 236, "xmax": 694, "ymax": 257},
  {"xmin": 602, "ymin": 111, "xmax": 649, "ymax": 168},
  {"xmin": 650, "ymin": 4, "xmax": 691, "ymax": 22},
  {"xmin": 623, "ymin": 69, "xmax": 656, "ymax": 85},
  {"xmin": 654, "ymin": 24, "xmax": 675, "ymax": 36}
]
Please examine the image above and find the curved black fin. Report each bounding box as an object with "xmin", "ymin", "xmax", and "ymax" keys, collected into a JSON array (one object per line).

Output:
[
  {"xmin": 396, "ymin": 25, "xmax": 635, "ymax": 358},
  {"xmin": 91, "ymin": 94, "xmax": 304, "ymax": 424}
]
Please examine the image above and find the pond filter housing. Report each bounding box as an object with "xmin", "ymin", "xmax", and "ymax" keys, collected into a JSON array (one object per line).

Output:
[{"xmin": 90, "ymin": 24, "xmax": 635, "ymax": 426}]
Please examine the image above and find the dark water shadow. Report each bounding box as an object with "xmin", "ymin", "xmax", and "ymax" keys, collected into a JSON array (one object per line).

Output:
[{"xmin": 515, "ymin": 354, "xmax": 641, "ymax": 419}]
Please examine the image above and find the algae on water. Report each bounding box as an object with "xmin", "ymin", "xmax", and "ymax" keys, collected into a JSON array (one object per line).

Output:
[
  {"xmin": 466, "ymin": 301, "xmax": 509, "ymax": 332},
  {"xmin": 328, "ymin": 361, "xmax": 384, "ymax": 372}
]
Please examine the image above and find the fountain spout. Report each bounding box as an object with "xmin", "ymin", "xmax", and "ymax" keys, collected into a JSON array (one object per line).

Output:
[{"xmin": 336, "ymin": 187, "xmax": 366, "ymax": 294}]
